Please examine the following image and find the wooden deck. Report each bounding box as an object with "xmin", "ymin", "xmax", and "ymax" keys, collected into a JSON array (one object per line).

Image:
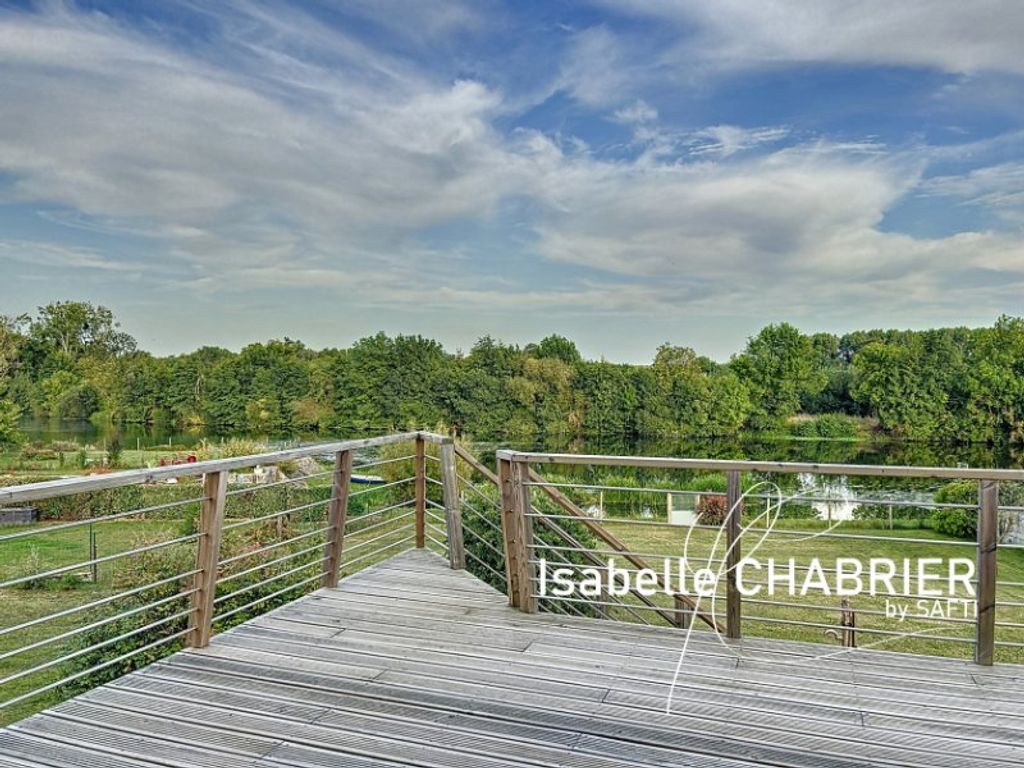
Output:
[{"xmin": 2, "ymin": 549, "xmax": 1023, "ymax": 768}]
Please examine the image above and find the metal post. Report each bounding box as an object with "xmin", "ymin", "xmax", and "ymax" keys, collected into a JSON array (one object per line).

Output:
[
  {"xmin": 188, "ymin": 470, "xmax": 228, "ymax": 648},
  {"xmin": 322, "ymin": 449, "xmax": 353, "ymax": 588},
  {"xmin": 725, "ymin": 470, "xmax": 742, "ymax": 640},
  {"xmin": 439, "ymin": 440, "xmax": 465, "ymax": 569},
  {"xmin": 976, "ymin": 479, "xmax": 998, "ymax": 665},
  {"xmin": 89, "ymin": 523, "xmax": 98, "ymax": 583}
]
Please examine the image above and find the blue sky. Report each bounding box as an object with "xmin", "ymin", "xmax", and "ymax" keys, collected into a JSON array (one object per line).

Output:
[{"xmin": 1, "ymin": 0, "xmax": 1022, "ymax": 362}]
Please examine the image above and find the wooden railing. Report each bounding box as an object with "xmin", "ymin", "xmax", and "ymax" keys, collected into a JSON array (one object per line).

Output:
[
  {"xmin": 0, "ymin": 431, "xmax": 464, "ymax": 723},
  {"xmin": 493, "ymin": 450, "xmax": 1024, "ymax": 666},
  {"xmin": 5, "ymin": 436, "xmax": 1024, "ymax": 726}
]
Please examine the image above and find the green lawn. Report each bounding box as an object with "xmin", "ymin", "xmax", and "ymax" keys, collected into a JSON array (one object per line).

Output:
[{"xmin": 560, "ymin": 520, "xmax": 1024, "ymax": 662}]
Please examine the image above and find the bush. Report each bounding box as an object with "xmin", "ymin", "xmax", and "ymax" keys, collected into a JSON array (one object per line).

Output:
[
  {"xmin": 931, "ymin": 481, "xmax": 977, "ymax": 540},
  {"xmin": 789, "ymin": 414, "xmax": 861, "ymax": 439},
  {"xmin": 694, "ymin": 494, "xmax": 746, "ymax": 526},
  {"xmin": 931, "ymin": 507, "xmax": 976, "ymax": 539},
  {"xmin": 854, "ymin": 503, "xmax": 933, "ymax": 524}
]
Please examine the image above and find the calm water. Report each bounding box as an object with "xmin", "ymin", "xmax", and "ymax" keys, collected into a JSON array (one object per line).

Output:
[{"xmin": 18, "ymin": 417, "xmax": 1024, "ymax": 469}]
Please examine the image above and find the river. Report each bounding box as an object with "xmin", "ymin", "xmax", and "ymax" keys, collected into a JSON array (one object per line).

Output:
[{"xmin": 17, "ymin": 417, "xmax": 1024, "ymax": 469}]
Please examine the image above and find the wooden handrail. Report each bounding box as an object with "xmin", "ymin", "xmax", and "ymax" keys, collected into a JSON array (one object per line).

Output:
[
  {"xmin": 0, "ymin": 431, "xmax": 447, "ymax": 505},
  {"xmin": 500, "ymin": 450, "xmax": 1024, "ymax": 482}
]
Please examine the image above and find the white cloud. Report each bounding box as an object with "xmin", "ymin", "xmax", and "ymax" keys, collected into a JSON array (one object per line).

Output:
[
  {"xmin": 612, "ymin": 100, "xmax": 658, "ymax": 125},
  {"xmin": 1, "ymin": 1, "xmax": 1023, "ymax": 347},
  {"xmin": 686, "ymin": 126, "xmax": 790, "ymax": 158},
  {"xmin": 919, "ymin": 162, "xmax": 1024, "ymax": 223},
  {"xmin": 601, "ymin": 0, "xmax": 1024, "ymax": 75},
  {"xmin": 559, "ymin": 26, "xmax": 638, "ymax": 107}
]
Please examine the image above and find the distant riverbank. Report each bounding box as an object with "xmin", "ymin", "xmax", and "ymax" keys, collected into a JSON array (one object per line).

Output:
[{"xmin": 15, "ymin": 417, "xmax": 1024, "ymax": 470}]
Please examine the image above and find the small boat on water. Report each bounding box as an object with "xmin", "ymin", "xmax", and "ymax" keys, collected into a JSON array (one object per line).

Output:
[{"xmin": 351, "ymin": 474, "xmax": 385, "ymax": 484}]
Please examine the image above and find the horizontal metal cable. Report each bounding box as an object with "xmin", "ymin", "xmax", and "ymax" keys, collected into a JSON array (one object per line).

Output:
[
  {"xmin": 425, "ymin": 521, "xmax": 448, "ymax": 540},
  {"xmin": 224, "ymin": 470, "xmax": 333, "ymax": 497},
  {"xmin": 217, "ymin": 526, "xmax": 331, "ymax": 566},
  {"xmin": 0, "ymin": 628, "xmax": 191, "ymax": 711},
  {"xmin": 0, "ymin": 532, "xmax": 202, "ymax": 589},
  {"xmin": 0, "ymin": 569, "xmax": 199, "ymax": 638},
  {"xmin": 345, "ymin": 500, "xmax": 415, "ymax": 525},
  {"xmin": 349, "ymin": 477, "xmax": 416, "ymax": 498},
  {"xmin": 215, "ymin": 557, "xmax": 329, "ymax": 605},
  {"xmin": 525, "ymin": 511, "xmax": 721, "ymax": 531},
  {"xmin": 424, "ymin": 477, "xmax": 443, "ymax": 488},
  {"xmin": 424, "ymin": 508, "xmax": 446, "ymax": 524},
  {"xmin": 527, "ymin": 594, "xmax": 685, "ymax": 617},
  {"xmin": 464, "ymin": 549, "xmax": 506, "ymax": 586},
  {"xmin": 461, "ymin": 524, "xmax": 504, "ymax": 560},
  {"xmin": 462, "ymin": 503, "xmax": 503, "ymax": 537},
  {"xmin": 727, "ymin": 613, "xmax": 976, "ymax": 643},
  {"xmin": 0, "ymin": 586, "xmax": 198, "ymax": 664},
  {"xmin": 213, "ymin": 571, "xmax": 326, "ymax": 624},
  {"xmin": 345, "ymin": 509, "xmax": 416, "ymax": 538},
  {"xmin": 353, "ymin": 454, "xmax": 416, "ymax": 471},
  {"xmin": 523, "ymin": 480, "xmax": 980, "ymax": 511},
  {"xmin": 0, "ymin": 606, "xmax": 194, "ymax": 687},
  {"xmin": 738, "ymin": 597, "xmax": 976, "ymax": 625},
  {"xmin": 340, "ymin": 536, "xmax": 415, "ymax": 571},
  {"xmin": 457, "ymin": 478, "xmax": 500, "ymax": 509},
  {"xmin": 740, "ymin": 527, "xmax": 976, "ymax": 546},
  {"xmin": 0, "ymin": 495, "xmax": 205, "ymax": 543},
  {"xmin": 342, "ymin": 524, "xmax": 416, "ymax": 556},
  {"xmin": 219, "ymin": 542, "xmax": 327, "ymax": 585},
  {"xmin": 222, "ymin": 497, "xmax": 333, "ymax": 531},
  {"xmin": 0, "ymin": 432, "xmax": 432, "ymax": 507},
  {"xmin": 425, "ymin": 499, "xmax": 445, "ymax": 511}
]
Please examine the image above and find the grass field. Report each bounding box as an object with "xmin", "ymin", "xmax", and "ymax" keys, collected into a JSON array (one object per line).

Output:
[{"xmin": 537, "ymin": 518, "xmax": 1024, "ymax": 662}]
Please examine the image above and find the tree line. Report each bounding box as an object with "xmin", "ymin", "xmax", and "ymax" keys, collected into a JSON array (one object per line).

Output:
[{"xmin": 2, "ymin": 301, "xmax": 1024, "ymax": 445}]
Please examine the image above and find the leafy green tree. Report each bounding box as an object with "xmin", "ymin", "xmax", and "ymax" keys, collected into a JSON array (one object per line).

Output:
[
  {"xmin": 529, "ymin": 335, "xmax": 582, "ymax": 365},
  {"xmin": 731, "ymin": 323, "xmax": 826, "ymax": 429},
  {"xmin": 29, "ymin": 301, "xmax": 136, "ymax": 364},
  {"xmin": 0, "ymin": 399, "xmax": 22, "ymax": 447}
]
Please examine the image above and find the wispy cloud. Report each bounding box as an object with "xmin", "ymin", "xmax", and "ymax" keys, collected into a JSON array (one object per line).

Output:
[{"xmin": 0, "ymin": 1, "xmax": 1023, "ymax": 360}]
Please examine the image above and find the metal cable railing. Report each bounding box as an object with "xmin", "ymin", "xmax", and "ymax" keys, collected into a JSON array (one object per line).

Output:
[
  {"xmin": 494, "ymin": 448, "xmax": 1024, "ymax": 664},
  {"xmin": 0, "ymin": 431, "xmax": 454, "ymax": 726}
]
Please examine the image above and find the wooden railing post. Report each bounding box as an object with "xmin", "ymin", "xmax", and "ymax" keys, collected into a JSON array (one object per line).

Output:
[
  {"xmin": 497, "ymin": 453, "xmax": 537, "ymax": 613},
  {"xmin": 725, "ymin": 470, "xmax": 742, "ymax": 640},
  {"xmin": 674, "ymin": 594, "xmax": 693, "ymax": 629},
  {"xmin": 414, "ymin": 436, "xmax": 426, "ymax": 549},
  {"xmin": 188, "ymin": 470, "xmax": 227, "ymax": 648},
  {"xmin": 976, "ymin": 479, "xmax": 998, "ymax": 665},
  {"xmin": 514, "ymin": 460, "xmax": 538, "ymax": 614},
  {"xmin": 322, "ymin": 449, "xmax": 353, "ymax": 588},
  {"xmin": 439, "ymin": 439, "xmax": 465, "ymax": 569}
]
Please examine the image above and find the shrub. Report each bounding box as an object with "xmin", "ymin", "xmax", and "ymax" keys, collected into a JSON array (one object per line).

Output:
[
  {"xmin": 695, "ymin": 494, "xmax": 745, "ymax": 526},
  {"xmin": 931, "ymin": 481, "xmax": 977, "ymax": 540},
  {"xmin": 931, "ymin": 507, "xmax": 976, "ymax": 539},
  {"xmin": 789, "ymin": 414, "xmax": 861, "ymax": 439}
]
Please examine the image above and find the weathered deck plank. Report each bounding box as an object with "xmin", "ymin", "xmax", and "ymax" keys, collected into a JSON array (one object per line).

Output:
[{"xmin": 3, "ymin": 548, "xmax": 1023, "ymax": 767}]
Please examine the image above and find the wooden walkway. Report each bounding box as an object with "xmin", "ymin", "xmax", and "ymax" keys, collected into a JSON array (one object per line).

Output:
[{"xmin": 2, "ymin": 549, "xmax": 1023, "ymax": 768}]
